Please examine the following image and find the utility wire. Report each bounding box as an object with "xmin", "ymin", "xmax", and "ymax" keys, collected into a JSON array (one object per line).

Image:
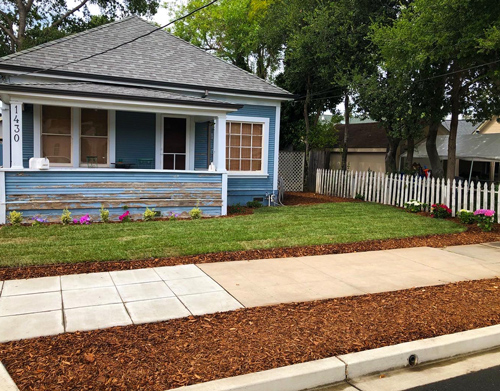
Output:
[{"xmin": 17, "ymin": 0, "xmax": 219, "ymax": 77}]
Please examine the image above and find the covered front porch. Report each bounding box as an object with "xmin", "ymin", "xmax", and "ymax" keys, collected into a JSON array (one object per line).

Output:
[{"xmin": 0, "ymin": 82, "xmax": 241, "ymax": 223}]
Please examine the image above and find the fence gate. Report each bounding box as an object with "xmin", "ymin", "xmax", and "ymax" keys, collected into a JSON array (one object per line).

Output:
[{"xmin": 279, "ymin": 151, "xmax": 305, "ymax": 192}]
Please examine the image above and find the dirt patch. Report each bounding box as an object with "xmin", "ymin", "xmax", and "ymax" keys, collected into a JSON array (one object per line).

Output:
[
  {"xmin": 1, "ymin": 278, "xmax": 500, "ymax": 390},
  {"xmin": 283, "ymin": 191, "xmax": 357, "ymax": 205}
]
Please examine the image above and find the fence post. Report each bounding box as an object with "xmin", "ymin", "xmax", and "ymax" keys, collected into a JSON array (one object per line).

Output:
[
  {"xmin": 463, "ymin": 180, "xmax": 468, "ymax": 212},
  {"xmin": 489, "ymin": 182, "xmax": 495, "ymax": 212},
  {"xmin": 451, "ymin": 179, "xmax": 456, "ymax": 217},
  {"xmin": 476, "ymin": 182, "xmax": 481, "ymax": 211},
  {"xmin": 457, "ymin": 180, "xmax": 462, "ymax": 215}
]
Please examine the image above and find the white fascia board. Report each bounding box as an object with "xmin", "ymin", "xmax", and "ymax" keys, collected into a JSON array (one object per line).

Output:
[
  {"xmin": 2, "ymin": 71, "xmax": 294, "ymax": 103},
  {"xmin": 0, "ymin": 91, "xmax": 234, "ymax": 117}
]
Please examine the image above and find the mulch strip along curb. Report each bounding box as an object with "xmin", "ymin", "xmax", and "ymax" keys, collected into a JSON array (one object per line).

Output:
[
  {"xmin": 2, "ymin": 278, "xmax": 500, "ymax": 390},
  {"xmin": 172, "ymin": 325, "xmax": 500, "ymax": 391},
  {"xmin": 1, "ymin": 227, "xmax": 499, "ymax": 281}
]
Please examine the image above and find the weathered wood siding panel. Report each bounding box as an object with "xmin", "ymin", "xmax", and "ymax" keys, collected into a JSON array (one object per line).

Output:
[
  {"xmin": 228, "ymin": 105, "xmax": 276, "ymax": 204},
  {"xmin": 5, "ymin": 170, "xmax": 223, "ymax": 220},
  {"xmin": 116, "ymin": 111, "xmax": 156, "ymax": 167},
  {"xmin": 22, "ymin": 104, "xmax": 34, "ymax": 168}
]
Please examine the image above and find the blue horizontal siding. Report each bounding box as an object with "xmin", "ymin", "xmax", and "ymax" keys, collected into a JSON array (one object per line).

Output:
[
  {"xmin": 116, "ymin": 111, "xmax": 156, "ymax": 167},
  {"xmin": 5, "ymin": 170, "xmax": 223, "ymax": 220},
  {"xmin": 22, "ymin": 104, "xmax": 34, "ymax": 168},
  {"xmin": 228, "ymin": 104, "xmax": 277, "ymax": 204}
]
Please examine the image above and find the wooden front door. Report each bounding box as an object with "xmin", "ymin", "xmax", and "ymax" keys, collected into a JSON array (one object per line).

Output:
[{"xmin": 163, "ymin": 117, "xmax": 186, "ymax": 170}]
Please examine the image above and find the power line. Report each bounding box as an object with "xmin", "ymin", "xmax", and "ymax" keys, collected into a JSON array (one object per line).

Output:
[{"xmin": 18, "ymin": 0, "xmax": 219, "ymax": 77}]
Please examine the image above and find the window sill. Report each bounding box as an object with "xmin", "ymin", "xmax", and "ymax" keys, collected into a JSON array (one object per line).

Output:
[{"xmin": 227, "ymin": 172, "xmax": 269, "ymax": 179}]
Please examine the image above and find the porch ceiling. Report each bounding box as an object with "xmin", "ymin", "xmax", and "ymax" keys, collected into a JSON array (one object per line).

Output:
[{"xmin": 0, "ymin": 81, "xmax": 242, "ymax": 111}]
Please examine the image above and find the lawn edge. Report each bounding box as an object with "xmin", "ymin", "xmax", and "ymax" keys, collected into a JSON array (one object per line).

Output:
[{"xmin": 171, "ymin": 324, "xmax": 500, "ymax": 391}]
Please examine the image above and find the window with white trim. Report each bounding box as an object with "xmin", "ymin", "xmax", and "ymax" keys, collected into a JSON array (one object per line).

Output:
[
  {"xmin": 226, "ymin": 121, "xmax": 263, "ymax": 172},
  {"xmin": 80, "ymin": 109, "xmax": 109, "ymax": 166},
  {"xmin": 41, "ymin": 105, "xmax": 72, "ymax": 165}
]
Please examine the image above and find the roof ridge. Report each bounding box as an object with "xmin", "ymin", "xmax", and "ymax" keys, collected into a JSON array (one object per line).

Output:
[
  {"xmin": 132, "ymin": 17, "xmax": 291, "ymax": 95},
  {"xmin": 0, "ymin": 17, "xmax": 134, "ymax": 63}
]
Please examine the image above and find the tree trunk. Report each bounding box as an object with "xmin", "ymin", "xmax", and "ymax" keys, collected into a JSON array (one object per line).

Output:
[
  {"xmin": 341, "ymin": 93, "xmax": 349, "ymax": 170},
  {"xmin": 447, "ymin": 72, "xmax": 461, "ymax": 180},
  {"xmin": 405, "ymin": 136, "xmax": 415, "ymax": 171},
  {"xmin": 385, "ymin": 134, "xmax": 400, "ymax": 173},
  {"xmin": 426, "ymin": 120, "xmax": 444, "ymax": 178}
]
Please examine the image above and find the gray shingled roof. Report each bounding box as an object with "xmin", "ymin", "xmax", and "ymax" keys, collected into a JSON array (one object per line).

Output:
[
  {"xmin": 0, "ymin": 17, "xmax": 292, "ymax": 98},
  {"xmin": 441, "ymin": 120, "xmax": 479, "ymax": 136},
  {"xmin": 0, "ymin": 82, "xmax": 242, "ymax": 109}
]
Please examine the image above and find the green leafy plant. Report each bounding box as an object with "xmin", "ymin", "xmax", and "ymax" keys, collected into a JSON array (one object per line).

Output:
[
  {"xmin": 8, "ymin": 210, "xmax": 23, "ymax": 226},
  {"xmin": 457, "ymin": 209, "xmax": 476, "ymax": 225},
  {"xmin": 246, "ymin": 200, "xmax": 263, "ymax": 208},
  {"xmin": 431, "ymin": 204, "xmax": 452, "ymax": 219},
  {"xmin": 474, "ymin": 209, "xmax": 495, "ymax": 232},
  {"xmin": 354, "ymin": 193, "xmax": 364, "ymax": 201},
  {"xmin": 404, "ymin": 200, "xmax": 427, "ymax": 213},
  {"xmin": 100, "ymin": 207, "xmax": 110, "ymax": 223},
  {"xmin": 167, "ymin": 211, "xmax": 179, "ymax": 221},
  {"xmin": 228, "ymin": 203, "xmax": 246, "ymax": 214},
  {"xmin": 31, "ymin": 216, "xmax": 47, "ymax": 226},
  {"xmin": 189, "ymin": 207, "xmax": 202, "ymax": 220},
  {"xmin": 143, "ymin": 207, "xmax": 157, "ymax": 221},
  {"xmin": 61, "ymin": 209, "xmax": 72, "ymax": 225}
]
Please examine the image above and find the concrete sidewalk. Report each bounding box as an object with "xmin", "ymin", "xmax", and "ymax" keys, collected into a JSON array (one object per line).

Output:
[{"xmin": 0, "ymin": 243, "xmax": 499, "ymax": 343}]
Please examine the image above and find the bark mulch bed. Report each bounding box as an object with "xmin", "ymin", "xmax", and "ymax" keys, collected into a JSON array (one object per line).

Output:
[
  {"xmin": 283, "ymin": 191, "xmax": 356, "ymax": 205},
  {"xmin": 2, "ymin": 278, "xmax": 500, "ymax": 390},
  {"xmin": 1, "ymin": 225, "xmax": 498, "ymax": 281}
]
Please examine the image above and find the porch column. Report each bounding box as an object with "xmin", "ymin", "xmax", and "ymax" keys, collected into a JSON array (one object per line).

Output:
[
  {"xmin": 214, "ymin": 115, "xmax": 228, "ymax": 215},
  {"xmin": 490, "ymin": 162, "xmax": 496, "ymax": 182},
  {"xmin": 1, "ymin": 102, "xmax": 11, "ymax": 168},
  {"xmin": 10, "ymin": 102, "xmax": 23, "ymax": 169}
]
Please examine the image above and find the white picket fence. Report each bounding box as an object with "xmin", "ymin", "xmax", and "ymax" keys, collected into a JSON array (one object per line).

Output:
[{"xmin": 316, "ymin": 169, "xmax": 500, "ymax": 222}]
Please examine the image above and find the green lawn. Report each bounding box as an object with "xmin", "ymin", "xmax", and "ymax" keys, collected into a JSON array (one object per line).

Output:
[{"xmin": 0, "ymin": 202, "xmax": 465, "ymax": 267}]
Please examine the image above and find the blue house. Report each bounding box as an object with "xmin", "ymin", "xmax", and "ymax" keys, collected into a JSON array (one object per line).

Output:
[{"xmin": 0, "ymin": 17, "xmax": 293, "ymax": 223}]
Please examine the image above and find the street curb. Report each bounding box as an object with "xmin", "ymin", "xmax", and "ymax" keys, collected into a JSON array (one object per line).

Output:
[
  {"xmin": 0, "ymin": 362, "xmax": 18, "ymax": 391},
  {"xmin": 170, "ymin": 324, "xmax": 500, "ymax": 391}
]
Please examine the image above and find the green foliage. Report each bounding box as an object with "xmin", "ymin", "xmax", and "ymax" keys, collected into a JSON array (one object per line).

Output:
[
  {"xmin": 100, "ymin": 207, "xmax": 110, "ymax": 223},
  {"xmin": 8, "ymin": 210, "xmax": 23, "ymax": 226},
  {"xmin": 228, "ymin": 203, "xmax": 246, "ymax": 214},
  {"xmin": 404, "ymin": 200, "xmax": 427, "ymax": 213},
  {"xmin": 354, "ymin": 193, "xmax": 365, "ymax": 201},
  {"xmin": 143, "ymin": 207, "xmax": 158, "ymax": 221},
  {"xmin": 61, "ymin": 209, "xmax": 72, "ymax": 225},
  {"xmin": 189, "ymin": 207, "xmax": 202, "ymax": 220},
  {"xmin": 458, "ymin": 210, "xmax": 476, "ymax": 225},
  {"xmin": 431, "ymin": 204, "xmax": 452, "ymax": 219},
  {"xmin": 246, "ymin": 201, "xmax": 263, "ymax": 209},
  {"xmin": 474, "ymin": 210, "xmax": 496, "ymax": 232}
]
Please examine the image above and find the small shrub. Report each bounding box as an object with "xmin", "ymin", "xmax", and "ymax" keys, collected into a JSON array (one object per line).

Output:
[
  {"xmin": 189, "ymin": 207, "xmax": 202, "ymax": 219},
  {"xmin": 474, "ymin": 209, "xmax": 495, "ymax": 232},
  {"xmin": 246, "ymin": 200, "xmax": 263, "ymax": 208},
  {"xmin": 404, "ymin": 200, "xmax": 427, "ymax": 213},
  {"xmin": 167, "ymin": 211, "xmax": 179, "ymax": 221},
  {"xmin": 8, "ymin": 210, "xmax": 23, "ymax": 226},
  {"xmin": 100, "ymin": 207, "xmax": 110, "ymax": 223},
  {"xmin": 354, "ymin": 193, "xmax": 364, "ymax": 201},
  {"xmin": 61, "ymin": 209, "xmax": 72, "ymax": 225},
  {"xmin": 73, "ymin": 214, "xmax": 92, "ymax": 225},
  {"xmin": 119, "ymin": 210, "xmax": 131, "ymax": 222},
  {"xmin": 458, "ymin": 209, "xmax": 476, "ymax": 225},
  {"xmin": 31, "ymin": 216, "xmax": 47, "ymax": 226},
  {"xmin": 228, "ymin": 203, "xmax": 246, "ymax": 214},
  {"xmin": 431, "ymin": 203, "xmax": 452, "ymax": 219},
  {"xmin": 143, "ymin": 207, "xmax": 157, "ymax": 221}
]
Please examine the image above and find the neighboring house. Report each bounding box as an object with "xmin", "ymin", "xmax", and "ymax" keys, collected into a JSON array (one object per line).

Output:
[
  {"xmin": 0, "ymin": 17, "xmax": 293, "ymax": 223},
  {"xmin": 331, "ymin": 122, "xmax": 389, "ymax": 172},
  {"xmin": 403, "ymin": 120, "xmax": 500, "ymax": 182}
]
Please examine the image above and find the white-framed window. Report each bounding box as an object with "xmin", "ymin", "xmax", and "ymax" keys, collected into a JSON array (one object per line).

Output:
[
  {"xmin": 80, "ymin": 108, "xmax": 109, "ymax": 166},
  {"xmin": 41, "ymin": 105, "xmax": 72, "ymax": 166},
  {"xmin": 225, "ymin": 117, "xmax": 269, "ymax": 175}
]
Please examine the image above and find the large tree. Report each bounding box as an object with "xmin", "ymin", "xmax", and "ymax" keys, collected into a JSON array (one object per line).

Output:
[
  {"xmin": 168, "ymin": 0, "xmax": 278, "ymax": 79},
  {"xmin": 373, "ymin": 0, "xmax": 500, "ymax": 179},
  {"xmin": 0, "ymin": 0, "xmax": 160, "ymax": 55}
]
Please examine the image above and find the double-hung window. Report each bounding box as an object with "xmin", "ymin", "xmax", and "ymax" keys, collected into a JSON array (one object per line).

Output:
[
  {"xmin": 80, "ymin": 109, "xmax": 108, "ymax": 166},
  {"xmin": 41, "ymin": 106, "xmax": 72, "ymax": 165}
]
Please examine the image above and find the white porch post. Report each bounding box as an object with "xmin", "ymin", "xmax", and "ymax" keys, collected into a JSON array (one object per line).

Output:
[
  {"xmin": 2, "ymin": 102, "xmax": 11, "ymax": 168},
  {"xmin": 10, "ymin": 102, "xmax": 23, "ymax": 169},
  {"xmin": 214, "ymin": 115, "xmax": 227, "ymax": 215}
]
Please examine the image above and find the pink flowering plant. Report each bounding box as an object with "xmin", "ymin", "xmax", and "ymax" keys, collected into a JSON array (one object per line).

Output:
[
  {"xmin": 119, "ymin": 210, "xmax": 131, "ymax": 222},
  {"xmin": 474, "ymin": 209, "xmax": 495, "ymax": 232},
  {"xmin": 430, "ymin": 203, "xmax": 451, "ymax": 219},
  {"xmin": 73, "ymin": 214, "xmax": 92, "ymax": 225}
]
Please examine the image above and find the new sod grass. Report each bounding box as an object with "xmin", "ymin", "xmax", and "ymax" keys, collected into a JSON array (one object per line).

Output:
[{"xmin": 0, "ymin": 202, "xmax": 465, "ymax": 267}]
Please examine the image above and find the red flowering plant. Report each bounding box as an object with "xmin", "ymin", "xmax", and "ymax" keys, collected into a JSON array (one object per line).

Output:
[
  {"xmin": 119, "ymin": 210, "xmax": 131, "ymax": 222},
  {"xmin": 430, "ymin": 203, "xmax": 452, "ymax": 219}
]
